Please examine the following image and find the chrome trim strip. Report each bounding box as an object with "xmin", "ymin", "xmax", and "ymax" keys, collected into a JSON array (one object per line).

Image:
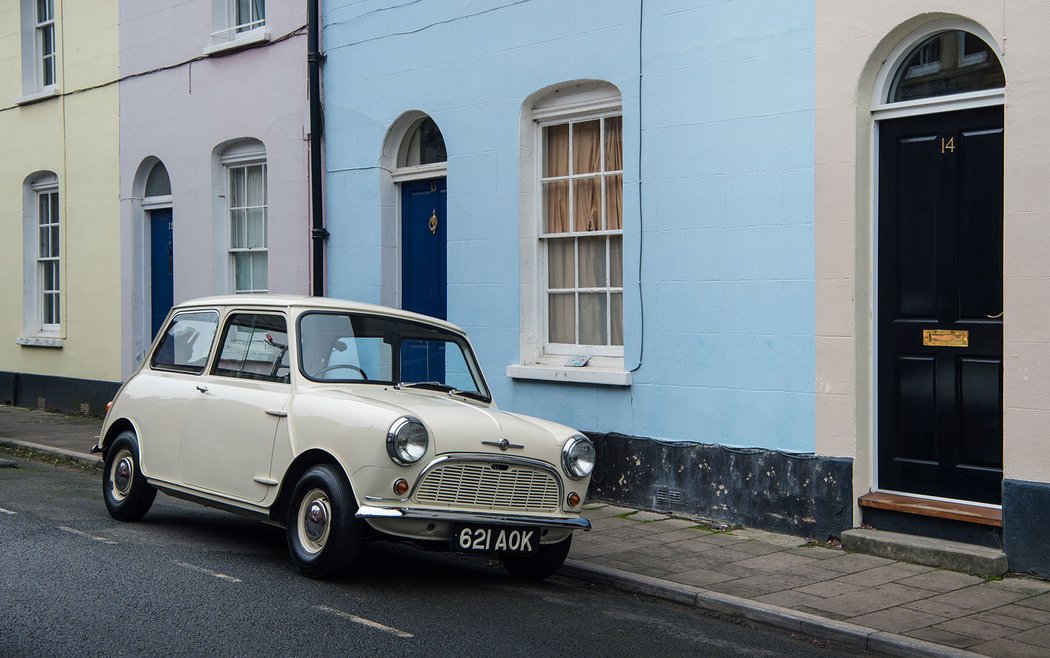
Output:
[
  {"xmin": 481, "ymin": 439, "xmax": 524, "ymax": 451},
  {"xmin": 356, "ymin": 505, "xmax": 591, "ymax": 530}
]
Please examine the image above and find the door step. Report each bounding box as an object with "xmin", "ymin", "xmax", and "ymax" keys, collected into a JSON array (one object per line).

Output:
[
  {"xmin": 858, "ymin": 492, "xmax": 1001, "ymax": 527},
  {"xmin": 841, "ymin": 528, "xmax": 1007, "ymax": 576}
]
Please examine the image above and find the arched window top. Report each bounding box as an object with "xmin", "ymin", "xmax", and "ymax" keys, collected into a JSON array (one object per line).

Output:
[
  {"xmin": 889, "ymin": 30, "xmax": 1004, "ymax": 103},
  {"xmin": 397, "ymin": 116, "xmax": 446, "ymax": 168},
  {"xmin": 144, "ymin": 161, "xmax": 171, "ymax": 197},
  {"xmin": 219, "ymin": 138, "xmax": 266, "ymax": 165},
  {"xmin": 28, "ymin": 170, "xmax": 58, "ymax": 191}
]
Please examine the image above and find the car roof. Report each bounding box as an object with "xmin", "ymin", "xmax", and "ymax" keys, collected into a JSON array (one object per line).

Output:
[{"xmin": 172, "ymin": 294, "xmax": 467, "ymax": 336}]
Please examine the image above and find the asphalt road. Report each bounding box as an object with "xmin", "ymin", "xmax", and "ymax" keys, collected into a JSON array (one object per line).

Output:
[{"xmin": 0, "ymin": 457, "xmax": 870, "ymax": 657}]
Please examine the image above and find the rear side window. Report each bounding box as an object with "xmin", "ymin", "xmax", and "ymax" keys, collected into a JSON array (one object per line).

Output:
[
  {"xmin": 213, "ymin": 313, "xmax": 290, "ymax": 383},
  {"xmin": 151, "ymin": 311, "xmax": 220, "ymax": 374}
]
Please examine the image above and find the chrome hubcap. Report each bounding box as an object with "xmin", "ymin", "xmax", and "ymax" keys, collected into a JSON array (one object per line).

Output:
[
  {"xmin": 110, "ymin": 449, "xmax": 134, "ymax": 501},
  {"xmin": 115, "ymin": 459, "xmax": 132, "ymax": 492},
  {"xmin": 305, "ymin": 501, "xmax": 328, "ymax": 542},
  {"xmin": 297, "ymin": 489, "xmax": 331, "ymax": 554}
]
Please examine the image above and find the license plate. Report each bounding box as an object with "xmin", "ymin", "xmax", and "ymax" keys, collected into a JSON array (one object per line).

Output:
[{"xmin": 451, "ymin": 524, "xmax": 539, "ymax": 555}]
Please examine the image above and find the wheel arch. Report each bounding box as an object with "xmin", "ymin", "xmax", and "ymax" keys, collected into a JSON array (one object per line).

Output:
[
  {"xmin": 270, "ymin": 449, "xmax": 355, "ymax": 525},
  {"xmin": 99, "ymin": 418, "xmax": 140, "ymax": 456}
]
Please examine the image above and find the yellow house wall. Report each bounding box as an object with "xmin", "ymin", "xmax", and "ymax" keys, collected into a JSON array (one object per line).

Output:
[{"xmin": 0, "ymin": 0, "xmax": 122, "ymax": 385}]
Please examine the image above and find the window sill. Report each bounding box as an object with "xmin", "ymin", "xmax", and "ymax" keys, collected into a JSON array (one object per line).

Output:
[
  {"xmin": 16, "ymin": 87, "xmax": 60, "ymax": 106},
  {"xmin": 17, "ymin": 336, "xmax": 63, "ymax": 348},
  {"xmin": 203, "ymin": 27, "xmax": 270, "ymax": 56},
  {"xmin": 506, "ymin": 364, "xmax": 631, "ymax": 387}
]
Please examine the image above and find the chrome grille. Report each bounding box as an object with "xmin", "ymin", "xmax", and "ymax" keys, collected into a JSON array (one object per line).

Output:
[{"xmin": 412, "ymin": 462, "xmax": 561, "ymax": 513}]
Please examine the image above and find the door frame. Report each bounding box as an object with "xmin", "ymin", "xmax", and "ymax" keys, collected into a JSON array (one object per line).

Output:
[
  {"xmin": 397, "ymin": 176, "xmax": 447, "ymax": 319},
  {"xmin": 379, "ymin": 111, "xmax": 448, "ymax": 310},
  {"xmin": 391, "ymin": 166, "xmax": 446, "ymax": 312},
  {"xmin": 870, "ymin": 74, "xmax": 1004, "ymax": 506},
  {"xmin": 146, "ymin": 204, "xmax": 175, "ymax": 340},
  {"xmin": 142, "ymin": 196, "xmax": 174, "ymax": 337}
]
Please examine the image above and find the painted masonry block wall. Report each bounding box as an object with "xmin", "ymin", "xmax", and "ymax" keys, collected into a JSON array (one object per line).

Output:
[
  {"xmin": 117, "ymin": 0, "xmax": 311, "ymax": 377},
  {"xmin": 322, "ymin": 1, "xmax": 816, "ymax": 451},
  {"xmin": 323, "ymin": 0, "xmax": 814, "ymax": 453},
  {"xmin": 0, "ymin": 0, "xmax": 122, "ymax": 405},
  {"xmin": 814, "ymin": 0, "xmax": 1050, "ymax": 574}
]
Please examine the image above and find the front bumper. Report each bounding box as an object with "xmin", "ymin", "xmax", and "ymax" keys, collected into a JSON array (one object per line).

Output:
[{"xmin": 355, "ymin": 505, "xmax": 591, "ymax": 531}]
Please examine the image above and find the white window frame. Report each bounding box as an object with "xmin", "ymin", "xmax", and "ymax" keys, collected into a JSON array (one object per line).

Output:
[
  {"xmin": 537, "ymin": 111, "xmax": 624, "ymax": 358},
  {"xmin": 36, "ymin": 185, "xmax": 61, "ymax": 331},
  {"xmin": 206, "ymin": 0, "xmax": 269, "ymax": 54},
  {"xmin": 510, "ymin": 82, "xmax": 631, "ymax": 385},
  {"xmin": 35, "ymin": 0, "xmax": 56, "ymax": 89},
  {"xmin": 225, "ymin": 157, "xmax": 268, "ymax": 294},
  {"xmin": 18, "ymin": 173, "xmax": 63, "ymax": 346},
  {"xmin": 17, "ymin": 0, "xmax": 60, "ymax": 102}
]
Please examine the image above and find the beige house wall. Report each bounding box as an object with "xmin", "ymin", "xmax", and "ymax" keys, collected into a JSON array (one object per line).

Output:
[{"xmin": 815, "ymin": 1, "xmax": 1050, "ymax": 522}]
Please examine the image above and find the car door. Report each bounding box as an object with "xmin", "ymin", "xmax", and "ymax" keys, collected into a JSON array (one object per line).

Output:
[
  {"xmin": 179, "ymin": 311, "xmax": 291, "ymax": 503},
  {"xmin": 127, "ymin": 309, "xmax": 221, "ymax": 484}
]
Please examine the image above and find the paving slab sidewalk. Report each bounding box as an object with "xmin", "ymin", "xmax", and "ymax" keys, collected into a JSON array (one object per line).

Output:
[{"xmin": 3, "ymin": 404, "xmax": 1049, "ymax": 656}]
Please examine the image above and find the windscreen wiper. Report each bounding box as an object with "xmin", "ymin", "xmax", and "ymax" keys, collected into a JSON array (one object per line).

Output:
[
  {"xmin": 395, "ymin": 381, "xmax": 491, "ymax": 403},
  {"xmin": 394, "ymin": 381, "xmax": 450, "ymax": 392}
]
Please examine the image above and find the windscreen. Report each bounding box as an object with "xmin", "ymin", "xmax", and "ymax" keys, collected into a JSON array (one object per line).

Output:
[{"xmin": 297, "ymin": 312, "xmax": 489, "ymax": 398}]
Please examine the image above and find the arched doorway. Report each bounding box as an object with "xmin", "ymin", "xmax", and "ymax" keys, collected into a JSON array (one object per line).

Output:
[
  {"xmin": 391, "ymin": 115, "xmax": 447, "ymax": 320},
  {"xmin": 873, "ymin": 28, "xmax": 1005, "ymax": 504},
  {"xmin": 142, "ymin": 161, "xmax": 174, "ymax": 338}
]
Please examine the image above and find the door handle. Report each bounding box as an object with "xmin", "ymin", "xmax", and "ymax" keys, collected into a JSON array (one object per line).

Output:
[
  {"xmin": 987, "ymin": 311, "xmax": 1003, "ymax": 319},
  {"xmin": 196, "ymin": 385, "xmax": 209, "ymax": 393},
  {"xmin": 265, "ymin": 409, "xmax": 288, "ymax": 418}
]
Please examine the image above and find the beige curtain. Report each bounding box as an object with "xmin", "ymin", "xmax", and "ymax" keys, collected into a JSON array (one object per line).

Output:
[
  {"xmin": 545, "ymin": 181, "xmax": 569, "ymax": 233},
  {"xmin": 544, "ymin": 125, "xmax": 569, "ymax": 233},
  {"xmin": 574, "ymin": 120, "xmax": 601, "ymax": 174},
  {"xmin": 605, "ymin": 174, "xmax": 623, "ymax": 231},
  {"xmin": 574, "ymin": 178, "xmax": 601, "ymax": 231},
  {"xmin": 605, "ymin": 116, "xmax": 623, "ymax": 171}
]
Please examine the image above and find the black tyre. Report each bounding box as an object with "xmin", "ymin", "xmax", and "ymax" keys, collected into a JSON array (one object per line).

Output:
[
  {"xmin": 102, "ymin": 430, "xmax": 157, "ymax": 522},
  {"xmin": 500, "ymin": 535, "xmax": 572, "ymax": 580},
  {"xmin": 286, "ymin": 464, "xmax": 363, "ymax": 579}
]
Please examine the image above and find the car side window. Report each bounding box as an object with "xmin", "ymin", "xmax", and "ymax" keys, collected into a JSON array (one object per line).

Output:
[
  {"xmin": 213, "ymin": 313, "xmax": 290, "ymax": 383},
  {"xmin": 151, "ymin": 311, "xmax": 220, "ymax": 374}
]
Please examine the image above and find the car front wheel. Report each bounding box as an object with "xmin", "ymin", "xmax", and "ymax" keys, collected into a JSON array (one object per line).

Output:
[
  {"xmin": 500, "ymin": 535, "xmax": 572, "ymax": 580},
  {"xmin": 286, "ymin": 464, "xmax": 363, "ymax": 579},
  {"xmin": 102, "ymin": 430, "xmax": 157, "ymax": 521}
]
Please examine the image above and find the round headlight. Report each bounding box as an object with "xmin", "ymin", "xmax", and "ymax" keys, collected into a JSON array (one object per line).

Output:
[
  {"xmin": 387, "ymin": 417, "xmax": 429, "ymax": 465},
  {"xmin": 562, "ymin": 435, "xmax": 595, "ymax": 479}
]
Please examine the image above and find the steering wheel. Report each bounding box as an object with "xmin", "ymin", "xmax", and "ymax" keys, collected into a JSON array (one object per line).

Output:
[{"xmin": 314, "ymin": 364, "xmax": 368, "ymax": 380}]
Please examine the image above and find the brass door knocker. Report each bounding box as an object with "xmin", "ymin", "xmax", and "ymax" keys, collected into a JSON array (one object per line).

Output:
[{"xmin": 428, "ymin": 209, "xmax": 439, "ymax": 235}]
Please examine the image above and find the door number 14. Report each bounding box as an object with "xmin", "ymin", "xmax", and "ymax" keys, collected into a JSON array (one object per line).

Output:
[{"xmin": 941, "ymin": 137, "xmax": 956, "ymax": 154}]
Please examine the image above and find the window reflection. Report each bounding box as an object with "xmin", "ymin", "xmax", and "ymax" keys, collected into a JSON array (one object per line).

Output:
[{"xmin": 889, "ymin": 31, "xmax": 1004, "ymax": 102}]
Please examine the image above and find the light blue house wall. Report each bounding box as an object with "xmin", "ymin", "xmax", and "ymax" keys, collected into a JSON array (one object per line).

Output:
[{"xmin": 322, "ymin": 0, "xmax": 815, "ymax": 453}]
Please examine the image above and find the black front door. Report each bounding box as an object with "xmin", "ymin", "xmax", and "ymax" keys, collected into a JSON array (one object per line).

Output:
[{"xmin": 877, "ymin": 106, "xmax": 1003, "ymax": 504}]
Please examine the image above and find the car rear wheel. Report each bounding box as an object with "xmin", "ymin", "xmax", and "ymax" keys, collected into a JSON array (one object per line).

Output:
[
  {"xmin": 102, "ymin": 431, "xmax": 157, "ymax": 521},
  {"xmin": 286, "ymin": 464, "xmax": 362, "ymax": 579},
  {"xmin": 500, "ymin": 535, "xmax": 572, "ymax": 580}
]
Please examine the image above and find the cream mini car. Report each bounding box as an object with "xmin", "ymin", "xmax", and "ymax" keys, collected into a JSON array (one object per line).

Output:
[{"xmin": 95, "ymin": 295, "xmax": 594, "ymax": 579}]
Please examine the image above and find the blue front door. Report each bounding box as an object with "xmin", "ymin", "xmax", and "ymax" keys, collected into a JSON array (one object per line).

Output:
[
  {"xmin": 401, "ymin": 178, "xmax": 447, "ymax": 319},
  {"xmin": 401, "ymin": 178, "xmax": 446, "ymax": 382},
  {"xmin": 150, "ymin": 209, "xmax": 174, "ymax": 338}
]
